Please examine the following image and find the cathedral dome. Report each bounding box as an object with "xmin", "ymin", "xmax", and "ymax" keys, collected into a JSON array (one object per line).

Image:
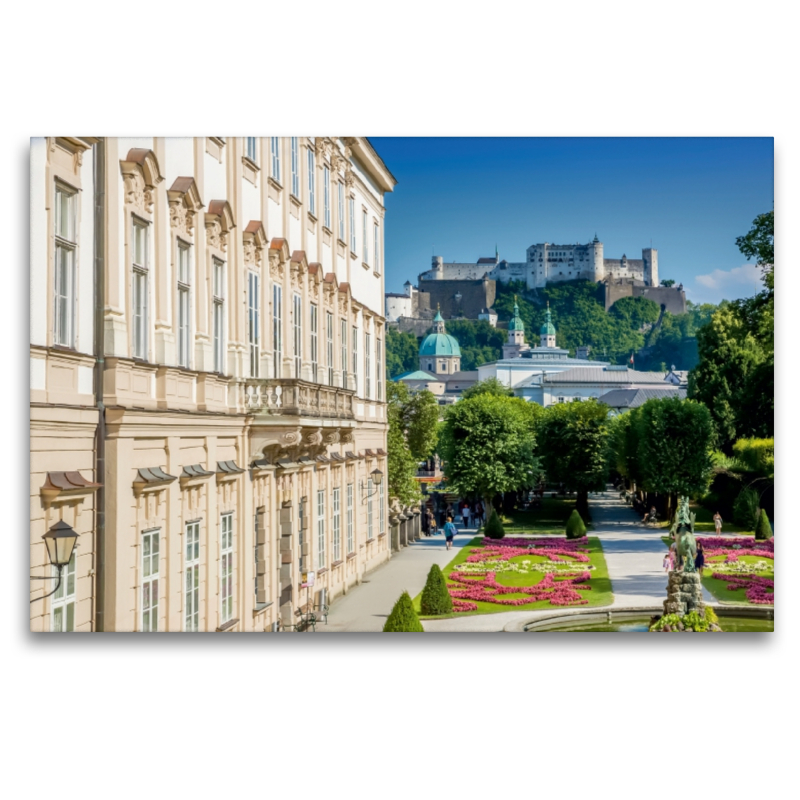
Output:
[
  {"xmin": 419, "ymin": 333, "xmax": 462, "ymax": 357},
  {"xmin": 420, "ymin": 309, "xmax": 461, "ymax": 357},
  {"xmin": 509, "ymin": 299, "xmax": 525, "ymax": 332}
]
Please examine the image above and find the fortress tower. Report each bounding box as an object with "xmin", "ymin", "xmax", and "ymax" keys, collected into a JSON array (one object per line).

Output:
[
  {"xmin": 591, "ymin": 233, "xmax": 604, "ymax": 282},
  {"xmin": 642, "ymin": 248, "xmax": 658, "ymax": 286}
]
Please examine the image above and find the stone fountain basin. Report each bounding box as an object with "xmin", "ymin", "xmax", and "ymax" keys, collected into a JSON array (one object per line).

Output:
[{"xmin": 504, "ymin": 605, "xmax": 774, "ymax": 632}]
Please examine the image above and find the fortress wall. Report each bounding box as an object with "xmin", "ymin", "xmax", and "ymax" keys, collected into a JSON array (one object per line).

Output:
[{"xmin": 418, "ymin": 278, "xmax": 496, "ymax": 320}]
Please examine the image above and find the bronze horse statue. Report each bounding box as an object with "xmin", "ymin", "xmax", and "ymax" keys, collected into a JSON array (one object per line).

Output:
[{"xmin": 671, "ymin": 496, "xmax": 697, "ymax": 572}]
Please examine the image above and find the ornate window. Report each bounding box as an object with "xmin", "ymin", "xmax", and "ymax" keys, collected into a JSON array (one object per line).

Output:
[
  {"xmin": 220, "ymin": 513, "xmax": 234, "ymax": 624},
  {"xmin": 290, "ymin": 137, "xmax": 299, "ymax": 197},
  {"xmin": 373, "ymin": 221, "xmax": 380, "ymax": 274},
  {"xmin": 246, "ymin": 137, "xmax": 257, "ymax": 163},
  {"xmin": 317, "ymin": 489, "xmax": 326, "ymax": 569},
  {"xmin": 141, "ymin": 529, "xmax": 160, "ymax": 632},
  {"xmin": 365, "ymin": 331, "xmax": 371, "ymax": 399},
  {"xmin": 310, "ymin": 303, "xmax": 318, "ymax": 382},
  {"xmin": 338, "ymin": 181, "xmax": 345, "ymax": 241},
  {"xmin": 377, "ymin": 337, "xmax": 383, "ymax": 401},
  {"xmin": 326, "ymin": 312, "xmax": 334, "ymax": 385},
  {"xmin": 362, "ymin": 209, "xmax": 368, "ymax": 265},
  {"xmin": 132, "ymin": 218, "xmax": 149, "ymax": 360},
  {"xmin": 51, "ymin": 552, "xmax": 76, "ymax": 632},
  {"xmin": 293, "ymin": 293, "xmax": 302, "ymax": 378},
  {"xmin": 349, "ymin": 196, "xmax": 356, "ymax": 254},
  {"xmin": 53, "ymin": 182, "xmax": 77, "ymax": 348},
  {"xmin": 248, "ymin": 271, "xmax": 260, "ymax": 377},
  {"xmin": 177, "ymin": 241, "xmax": 191, "ymax": 368},
  {"xmin": 323, "ymin": 166, "xmax": 331, "ymax": 229},
  {"xmin": 270, "ymin": 137, "xmax": 281, "ymax": 183},
  {"xmin": 273, "ymin": 283, "xmax": 282, "ymax": 378},
  {"xmin": 307, "ymin": 147, "xmax": 316, "ymax": 216},
  {"xmin": 184, "ymin": 521, "xmax": 200, "ymax": 632},
  {"xmin": 213, "ymin": 258, "xmax": 225, "ymax": 373},
  {"xmin": 333, "ymin": 487, "xmax": 341, "ymax": 562},
  {"xmin": 341, "ymin": 318, "xmax": 347, "ymax": 388},
  {"xmin": 346, "ymin": 483, "xmax": 354, "ymax": 554}
]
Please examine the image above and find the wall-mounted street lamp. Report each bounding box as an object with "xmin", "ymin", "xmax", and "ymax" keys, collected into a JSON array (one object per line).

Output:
[
  {"xmin": 30, "ymin": 521, "xmax": 79, "ymax": 604},
  {"xmin": 360, "ymin": 469, "xmax": 384, "ymax": 504}
]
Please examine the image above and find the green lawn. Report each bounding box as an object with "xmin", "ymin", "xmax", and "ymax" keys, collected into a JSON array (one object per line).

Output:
[
  {"xmin": 414, "ymin": 535, "xmax": 612, "ymax": 618},
  {"xmin": 659, "ymin": 536, "xmax": 773, "ymax": 605},
  {"xmin": 491, "ymin": 497, "xmax": 584, "ymax": 536}
]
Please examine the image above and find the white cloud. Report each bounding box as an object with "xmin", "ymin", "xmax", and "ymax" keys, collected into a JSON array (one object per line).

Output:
[{"xmin": 689, "ymin": 263, "xmax": 763, "ymax": 304}]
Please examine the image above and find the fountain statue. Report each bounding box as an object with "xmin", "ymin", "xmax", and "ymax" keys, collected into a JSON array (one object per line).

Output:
[
  {"xmin": 663, "ymin": 496, "xmax": 705, "ymax": 617},
  {"xmin": 672, "ymin": 496, "xmax": 697, "ymax": 572}
]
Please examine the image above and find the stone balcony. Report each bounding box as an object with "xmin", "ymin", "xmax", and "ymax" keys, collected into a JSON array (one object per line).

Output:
[{"xmin": 241, "ymin": 378, "xmax": 355, "ymax": 420}]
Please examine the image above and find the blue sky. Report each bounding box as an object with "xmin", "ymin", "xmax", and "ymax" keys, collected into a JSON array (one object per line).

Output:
[{"xmin": 371, "ymin": 137, "xmax": 773, "ymax": 305}]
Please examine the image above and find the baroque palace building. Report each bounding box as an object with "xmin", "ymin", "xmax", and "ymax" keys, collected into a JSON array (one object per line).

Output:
[{"xmin": 30, "ymin": 136, "xmax": 396, "ymax": 632}]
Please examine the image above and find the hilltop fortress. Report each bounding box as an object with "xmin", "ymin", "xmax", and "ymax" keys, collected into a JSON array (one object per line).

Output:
[
  {"xmin": 420, "ymin": 235, "xmax": 658, "ymax": 288},
  {"xmin": 386, "ymin": 235, "xmax": 685, "ymax": 328}
]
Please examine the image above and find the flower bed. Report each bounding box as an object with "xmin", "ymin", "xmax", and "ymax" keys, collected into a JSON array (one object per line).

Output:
[
  {"xmin": 694, "ymin": 536, "xmax": 774, "ymax": 605},
  {"xmin": 425, "ymin": 536, "xmax": 612, "ymax": 615}
]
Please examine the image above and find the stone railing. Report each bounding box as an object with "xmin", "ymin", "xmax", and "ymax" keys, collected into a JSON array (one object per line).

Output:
[{"xmin": 241, "ymin": 378, "xmax": 355, "ymax": 420}]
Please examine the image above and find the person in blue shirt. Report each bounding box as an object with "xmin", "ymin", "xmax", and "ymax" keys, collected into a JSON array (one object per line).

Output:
[{"xmin": 443, "ymin": 515, "xmax": 457, "ymax": 551}]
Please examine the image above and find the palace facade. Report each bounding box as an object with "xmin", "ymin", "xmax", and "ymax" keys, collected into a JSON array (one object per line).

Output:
[{"xmin": 30, "ymin": 136, "xmax": 396, "ymax": 632}]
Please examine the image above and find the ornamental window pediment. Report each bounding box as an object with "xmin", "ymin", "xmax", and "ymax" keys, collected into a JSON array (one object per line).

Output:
[
  {"xmin": 289, "ymin": 249, "xmax": 308, "ymax": 289},
  {"xmin": 243, "ymin": 221, "xmax": 267, "ymax": 269},
  {"xmin": 120, "ymin": 148, "xmax": 164, "ymax": 216},
  {"xmin": 268, "ymin": 237, "xmax": 289, "ymax": 280},
  {"xmin": 167, "ymin": 177, "xmax": 204, "ymax": 238},
  {"xmin": 204, "ymin": 199, "xmax": 236, "ymax": 253}
]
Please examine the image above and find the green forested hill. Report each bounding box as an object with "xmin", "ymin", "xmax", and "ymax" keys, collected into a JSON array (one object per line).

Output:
[{"xmin": 386, "ymin": 279, "xmax": 717, "ymax": 378}]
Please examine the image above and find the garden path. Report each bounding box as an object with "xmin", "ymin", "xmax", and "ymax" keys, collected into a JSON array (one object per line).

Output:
[{"xmin": 316, "ymin": 526, "xmax": 475, "ymax": 633}]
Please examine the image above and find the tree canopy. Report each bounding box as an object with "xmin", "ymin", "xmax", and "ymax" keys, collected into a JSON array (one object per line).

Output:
[
  {"xmin": 536, "ymin": 399, "xmax": 610, "ymax": 519},
  {"xmin": 630, "ymin": 397, "xmax": 715, "ymax": 513},
  {"xmin": 438, "ymin": 394, "xmax": 542, "ymax": 511},
  {"xmin": 386, "ymin": 382, "xmax": 438, "ymax": 506}
]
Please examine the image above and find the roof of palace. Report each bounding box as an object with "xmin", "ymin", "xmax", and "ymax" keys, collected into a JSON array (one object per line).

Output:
[{"xmin": 599, "ymin": 386, "xmax": 687, "ymax": 408}]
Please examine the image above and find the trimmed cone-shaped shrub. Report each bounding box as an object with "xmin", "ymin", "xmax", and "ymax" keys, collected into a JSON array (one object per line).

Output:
[
  {"xmin": 420, "ymin": 564, "xmax": 453, "ymax": 615},
  {"xmin": 484, "ymin": 509, "xmax": 505, "ymax": 540},
  {"xmin": 383, "ymin": 591, "xmax": 424, "ymax": 632},
  {"xmin": 565, "ymin": 509, "xmax": 587, "ymax": 539},
  {"xmin": 755, "ymin": 508, "xmax": 773, "ymax": 540}
]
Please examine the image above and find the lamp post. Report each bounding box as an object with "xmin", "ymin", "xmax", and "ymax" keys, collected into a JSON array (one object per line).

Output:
[
  {"xmin": 361, "ymin": 469, "xmax": 384, "ymax": 504},
  {"xmin": 30, "ymin": 521, "xmax": 79, "ymax": 604}
]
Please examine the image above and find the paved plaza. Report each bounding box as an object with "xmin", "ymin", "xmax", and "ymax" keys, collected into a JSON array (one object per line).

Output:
[{"xmin": 318, "ymin": 488, "xmax": 712, "ymax": 633}]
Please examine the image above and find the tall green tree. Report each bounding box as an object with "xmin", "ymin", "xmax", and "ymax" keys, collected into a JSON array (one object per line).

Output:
[
  {"xmin": 536, "ymin": 399, "xmax": 610, "ymax": 520},
  {"xmin": 689, "ymin": 211, "xmax": 774, "ymax": 447},
  {"xmin": 385, "ymin": 328, "xmax": 420, "ymax": 378},
  {"xmin": 399, "ymin": 386, "xmax": 440, "ymax": 461},
  {"xmin": 632, "ymin": 397, "xmax": 714, "ymax": 519},
  {"xmin": 438, "ymin": 394, "xmax": 541, "ymax": 513},
  {"xmin": 386, "ymin": 382, "xmax": 424, "ymax": 505}
]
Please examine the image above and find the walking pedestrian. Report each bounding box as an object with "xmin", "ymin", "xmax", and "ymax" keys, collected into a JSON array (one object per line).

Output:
[
  {"xmin": 474, "ymin": 500, "xmax": 484, "ymax": 528},
  {"xmin": 695, "ymin": 541, "xmax": 706, "ymax": 578},
  {"xmin": 461, "ymin": 501, "xmax": 471, "ymax": 529},
  {"xmin": 426, "ymin": 507, "xmax": 436, "ymax": 537},
  {"xmin": 663, "ymin": 547, "xmax": 675, "ymax": 574},
  {"xmin": 713, "ymin": 511, "xmax": 723, "ymax": 537},
  {"xmin": 443, "ymin": 515, "xmax": 457, "ymax": 551}
]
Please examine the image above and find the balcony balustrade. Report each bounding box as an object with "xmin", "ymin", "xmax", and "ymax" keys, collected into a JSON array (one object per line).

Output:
[{"xmin": 242, "ymin": 378, "xmax": 355, "ymax": 420}]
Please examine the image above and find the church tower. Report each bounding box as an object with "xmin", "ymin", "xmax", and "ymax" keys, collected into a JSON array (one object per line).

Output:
[
  {"xmin": 540, "ymin": 302, "xmax": 557, "ymax": 348},
  {"xmin": 502, "ymin": 297, "xmax": 529, "ymax": 359}
]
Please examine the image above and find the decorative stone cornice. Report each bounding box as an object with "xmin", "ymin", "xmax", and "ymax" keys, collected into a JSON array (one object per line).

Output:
[
  {"xmin": 268, "ymin": 237, "xmax": 289, "ymax": 280},
  {"xmin": 167, "ymin": 177, "xmax": 203, "ymax": 238},
  {"xmin": 243, "ymin": 220, "xmax": 267, "ymax": 268},
  {"xmin": 205, "ymin": 199, "xmax": 236, "ymax": 253},
  {"xmin": 120, "ymin": 148, "xmax": 164, "ymax": 215}
]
